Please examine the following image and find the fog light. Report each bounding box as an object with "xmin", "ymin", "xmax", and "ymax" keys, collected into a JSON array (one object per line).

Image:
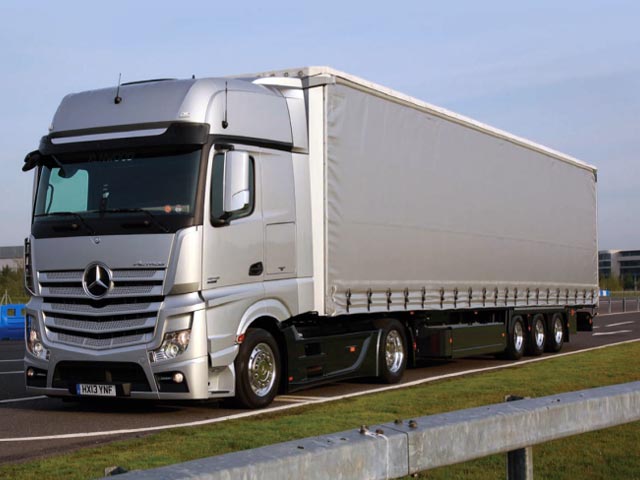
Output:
[
  {"xmin": 26, "ymin": 368, "xmax": 35, "ymax": 378},
  {"xmin": 150, "ymin": 329, "xmax": 192, "ymax": 363},
  {"xmin": 172, "ymin": 372, "xmax": 184, "ymax": 384}
]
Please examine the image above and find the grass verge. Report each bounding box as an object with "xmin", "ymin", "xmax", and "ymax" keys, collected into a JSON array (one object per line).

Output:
[{"xmin": 1, "ymin": 342, "xmax": 639, "ymax": 479}]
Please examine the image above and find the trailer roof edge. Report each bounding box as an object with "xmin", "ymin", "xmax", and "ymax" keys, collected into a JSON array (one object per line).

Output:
[{"xmin": 242, "ymin": 66, "xmax": 597, "ymax": 174}]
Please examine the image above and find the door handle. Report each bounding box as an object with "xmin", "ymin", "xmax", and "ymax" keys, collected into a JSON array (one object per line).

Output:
[{"xmin": 249, "ymin": 262, "xmax": 263, "ymax": 276}]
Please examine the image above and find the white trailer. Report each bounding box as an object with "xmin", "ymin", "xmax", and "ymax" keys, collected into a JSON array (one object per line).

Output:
[{"xmin": 22, "ymin": 67, "xmax": 597, "ymax": 408}]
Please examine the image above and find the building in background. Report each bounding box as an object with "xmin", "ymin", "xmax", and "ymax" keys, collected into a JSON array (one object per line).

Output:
[
  {"xmin": 599, "ymin": 250, "xmax": 640, "ymax": 289},
  {"xmin": 0, "ymin": 246, "xmax": 23, "ymax": 271}
]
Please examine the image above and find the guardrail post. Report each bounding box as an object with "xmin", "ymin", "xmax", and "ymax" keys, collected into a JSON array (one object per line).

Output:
[
  {"xmin": 622, "ymin": 297, "xmax": 626, "ymax": 312},
  {"xmin": 505, "ymin": 395, "xmax": 533, "ymax": 480},
  {"xmin": 507, "ymin": 446, "xmax": 533, "ymax": 480}
]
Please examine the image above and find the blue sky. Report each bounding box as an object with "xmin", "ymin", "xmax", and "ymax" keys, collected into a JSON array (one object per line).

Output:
[{"xmin": 0, "ymin": 0, "xmax": 638, "ymax": 249}]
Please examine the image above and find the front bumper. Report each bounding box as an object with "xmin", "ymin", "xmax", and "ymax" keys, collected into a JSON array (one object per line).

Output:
[{"xmin": 24, "ymin": 299, "xmax": 235, "ymax": 400}]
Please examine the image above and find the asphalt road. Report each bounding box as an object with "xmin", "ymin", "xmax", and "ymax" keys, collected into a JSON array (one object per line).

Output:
[{"xmin": 0, "ymin": 310, "xmax": 638, "ymax": 464}]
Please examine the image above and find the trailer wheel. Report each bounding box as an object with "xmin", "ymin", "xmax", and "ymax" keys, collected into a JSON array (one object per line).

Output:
[
  {"xmin": 527, "ymin": 313, "xmax": 547, "ymax": 356},
  {"xmin": 505, "ymin": 315, "xmax": 525, "ymax": 360},
  {"xmin": 546, "ymin": 313, "xmax": 565, "ymax": 353},
  {"xmin": 378, "ymin": 320, "xmax": 407, "ymax": 384},
  {"xmin": 234, "ymin": 328, "xmax": 280, "ymax": 409}
]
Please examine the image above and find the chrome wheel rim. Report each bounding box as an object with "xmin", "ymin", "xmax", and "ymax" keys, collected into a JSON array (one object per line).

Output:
[
  {"xmin": 514, "ymin": 321, "xmax": 524, "ymax": 352},
  {"xmin": 385, "ymin": 330, "xmax": 404, "ymax": 373},
  {"xmin": 553, "ymin": 317, "xmax": 563, "ymax": 345},
  {"xmin": 248, "ymin": 342, "xmax": 276, "ymax": 397},
  {"xmin": 534, "ymin": 319, "xmax": 545, "ymax": 348}
]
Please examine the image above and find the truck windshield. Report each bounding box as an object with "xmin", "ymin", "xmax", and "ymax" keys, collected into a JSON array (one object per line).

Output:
[{"xmin": 33, "ymin": 147, "xmax": 202, "ymax": 236}]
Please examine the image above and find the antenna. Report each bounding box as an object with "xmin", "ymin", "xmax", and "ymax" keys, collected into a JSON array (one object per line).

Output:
[
  {"xmin": 221, "ymin": 81, "xmax": 229, "ymax": 129},
  {"xmin": 114, "ymin": 73, "xmax": 122, "ymax": 104}
]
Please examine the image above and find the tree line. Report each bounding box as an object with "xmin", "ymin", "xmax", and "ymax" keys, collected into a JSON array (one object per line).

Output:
[{"xmin": 0, "ymin": 265, "xmax": 28, "ymax": 304}]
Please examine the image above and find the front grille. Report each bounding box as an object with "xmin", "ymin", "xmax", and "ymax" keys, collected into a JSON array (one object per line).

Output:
[
  {"xmin": 43, "ymin": 271, "xmax": 83, "ymax": 281},
  {"xmin": 53, "ymin": 361, "xmax": 151, "ymax": 391},
  {"xmin": 51, "ymin": 331, "xmax": 153, "ymax": 349},
  {"xmin": 47, "ymin": 301, "xmax": 157, "ymax": 315},
  {"xmin": 39, "ymin": 268, "xmax": 165, "ymax": 350},
  {"xmin": 45, "ymin": 285, "xmax": 157, "ymax": 297},
  {"xmin": 47, "ymin": 316, "xmax": 156, "ymax": 333}
]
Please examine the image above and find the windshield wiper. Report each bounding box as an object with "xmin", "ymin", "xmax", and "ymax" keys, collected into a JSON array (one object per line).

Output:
[
  {"xmin": 34, "ymin": 211, "xmax": 96, "ymax": 235},
  {"xmin": 100, "ymin": 208, "xmax": 170, "ymax": 233}
]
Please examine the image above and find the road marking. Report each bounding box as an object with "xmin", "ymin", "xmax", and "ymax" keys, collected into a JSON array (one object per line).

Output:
[
  {"xmin": 593, "ymin": 330, "xmax": 632, "ymax": 336},
  {"xmin": 0, "ymin": 359, "xmax": 22, "ymax": 363},
  {"xmin": 0, "ymin": 371, "xmax": 23, "ymax": 375},
  {"xmin": 605, "ymin": 321, "xmax": 634, "ymax": 327},
  {"xmin": 276, "ymin": 397, "xmax": 313, "ymax": 404},
  {"xmin": 0, "ymin": 396, "xmax": 47, "ymax": 404},
  {"xmin": 597, "ymin": 311, "xmax": 640, "ymax": 317},
  {"xmin": 277, "ymin": 395, "xmax": 326, "ymax": 403},
  {"xmin": 0, "ymin": 338, "xmax": 638, "ymax": 443}
]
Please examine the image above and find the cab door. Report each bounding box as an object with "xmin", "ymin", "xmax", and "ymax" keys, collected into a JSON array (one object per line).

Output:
[{"xmin": 202, "ymin": 148, "xmax": 264, "ymax": 290}]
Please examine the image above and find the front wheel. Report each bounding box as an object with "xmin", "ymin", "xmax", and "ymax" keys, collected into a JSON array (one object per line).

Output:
[
  {"xmin": 234, "ymin": 328, "xmax": 280, "ymax": 409},
  {"xmin": 378, "ymin": 320, "xmax": 407, "ymax": 384}
]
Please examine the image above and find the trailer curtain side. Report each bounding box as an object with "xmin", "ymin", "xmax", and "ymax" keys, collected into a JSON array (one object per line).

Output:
[{"xmin": 322, "ymin": 82, "xmax": 598, "ymax": 315}]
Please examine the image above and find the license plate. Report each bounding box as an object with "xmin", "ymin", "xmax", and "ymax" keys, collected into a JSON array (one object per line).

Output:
[{"xmin": 76, "ymin": 383, "xmax": 116, "ymax": 397}]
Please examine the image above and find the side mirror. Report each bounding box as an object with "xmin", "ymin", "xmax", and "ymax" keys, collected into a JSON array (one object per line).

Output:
[
  {"xmin": 22, "ymin": 150, "xmax": 42, "ymax": 172},
  {"xmin": 223, "ymin": 151, "xmax": 251, "ymax": 214}
]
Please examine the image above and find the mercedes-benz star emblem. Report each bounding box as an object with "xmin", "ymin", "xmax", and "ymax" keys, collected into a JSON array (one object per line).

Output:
[{"xmin": 82, "ymin": 263, "xmax": 113, "ymax": 299}]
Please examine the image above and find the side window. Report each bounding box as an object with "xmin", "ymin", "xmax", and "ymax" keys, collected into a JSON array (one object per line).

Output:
[{"xmin": 210, "ymin": 153, "xmax": 255, "ymax": 226}]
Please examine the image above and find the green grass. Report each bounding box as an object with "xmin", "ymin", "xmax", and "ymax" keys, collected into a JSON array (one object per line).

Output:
[{"xmin": 1, "ymin": 342, "xmax": 639, "ymax": 479}]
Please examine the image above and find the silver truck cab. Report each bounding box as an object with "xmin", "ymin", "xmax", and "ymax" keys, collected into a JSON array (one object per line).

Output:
[{"xmin": 23, "ymin": 75, "xmax": 317, "ymax": 407}]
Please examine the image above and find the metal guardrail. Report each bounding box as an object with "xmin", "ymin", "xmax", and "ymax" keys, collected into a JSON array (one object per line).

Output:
[
  {"xmin": 599, "ymin": 296, "xmax": 640, "ymax": 314},
  {"xmin": 112, "ymin": 381, "xmax": 640, "ymax": 480}
]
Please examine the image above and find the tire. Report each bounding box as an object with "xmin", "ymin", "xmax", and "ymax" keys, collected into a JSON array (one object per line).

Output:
[
  {"xmin": 527, "ymin": 313, "xmax": 546, "ymax": 356},
  {"xmin": 234, "ymin": 328, "xmax": 280, "ymax": 409},
  {"xmin": 546, "ymin": 312, "xmax": 565, "ymax": 353},
  {"xmin": 378, "ymin": 320, "xmax": 407, "ymax": 384},
  {"xmin": 505, "ymin": 315, "xmax": 526, "ymax": 360}
]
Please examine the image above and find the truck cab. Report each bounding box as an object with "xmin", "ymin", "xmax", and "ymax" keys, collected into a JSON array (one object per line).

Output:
[{"xmin": 23, "ymin": 76, "xmax": 319, "ymax": 407}]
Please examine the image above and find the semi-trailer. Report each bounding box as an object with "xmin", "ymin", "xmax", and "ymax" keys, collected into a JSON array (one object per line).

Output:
[{"xmin": 22, "ymin": 67, "xmax": 598, "ymax": 408}]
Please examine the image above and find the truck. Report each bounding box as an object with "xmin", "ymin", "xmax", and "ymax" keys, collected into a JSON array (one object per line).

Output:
[{"xmin": 22, "ymin": 67, "xmax": 598, "ymax": 408}]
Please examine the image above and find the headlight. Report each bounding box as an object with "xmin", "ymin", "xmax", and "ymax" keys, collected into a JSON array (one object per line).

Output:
[
  {"xmin": 26, "ymin": 315, "xmax": 49, "ymax": 361},
  {"xmin": 150, "ymin": 329, "xmax": 191, "ymax": 363}
]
